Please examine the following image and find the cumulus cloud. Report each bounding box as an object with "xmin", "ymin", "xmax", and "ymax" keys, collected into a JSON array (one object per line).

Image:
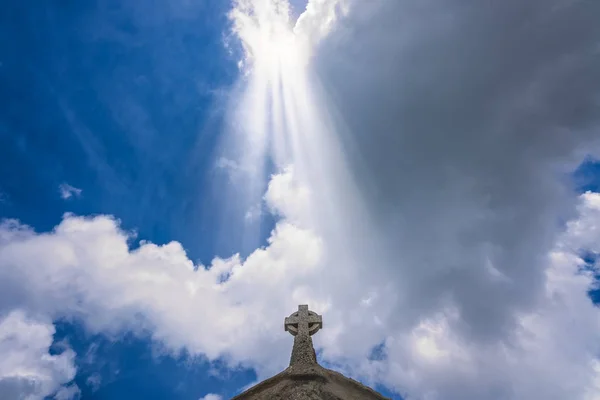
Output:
[
  {"xmin": 58, "ymin": 184, "xmax": 82, "ymax": 200},
  {"xmin": 374, "ymin": 193, "xmax": 600, "ymax": 399},
  {"xmin": 3, "ymin": 173, "xmax": 600, "ymax": 399},
  {"xmin": 0, "ymin": 311, "xmax": 77, "ymax": 400},
  {"xmin": 0, "ymin": 171, "xmax": 326, "ymax": 379}
]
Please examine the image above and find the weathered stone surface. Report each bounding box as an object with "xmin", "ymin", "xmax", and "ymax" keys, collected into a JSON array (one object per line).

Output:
[
  {"xmin": 285, "ymin": 305, "xmax": 322, "ymax": 367},
  {"xmin": 230, "ymin": 305, "xmax": 390, "ymax": 400},
  {"xmin": 230, "ymin": 363, "xmax": 391, "ymax": 400}
]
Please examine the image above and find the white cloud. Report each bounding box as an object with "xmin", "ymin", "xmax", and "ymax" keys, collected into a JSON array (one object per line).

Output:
[
  {"xmin": 264, "ymin": 167, "xmax": 311, "ymax": 225},
  {"xmin": 294, "ymin": 0, "xmax": 348, "ymax": 46},
  {"xmin": 0, "ymin": 175, "xmax": 325, "ymax": 378},
  {"xmin": 0, "ymin": 311, "xmax": 77, "ymax": 400},
  {"xmin": 199, "ymin": 394, "xmax": 222, "ymax": 400},
  {"xmin": 58, "ymin": 184, "xmax": 82, "ymax": 200},
  {"xmin": 2, "ymin": 173, "xmax": 600, "ymax": 399}
]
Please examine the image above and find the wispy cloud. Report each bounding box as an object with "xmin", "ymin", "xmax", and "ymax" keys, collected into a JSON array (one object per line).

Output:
[
  {"xmin": 59, "ymin": 183, "xmax": 82, "ymax": 200},
  {"xmin": 244, "ymin": 203, "xmax": 262, "ymax": 222},
  {"xmin": 85, "ymin": 374, "xmax": 102, "ymax": 392}
]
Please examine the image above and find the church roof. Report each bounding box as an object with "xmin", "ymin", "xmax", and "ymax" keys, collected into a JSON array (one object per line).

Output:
[{"xmin": 230, "ymin": 305, "xmax": 391, "ymax": 400}]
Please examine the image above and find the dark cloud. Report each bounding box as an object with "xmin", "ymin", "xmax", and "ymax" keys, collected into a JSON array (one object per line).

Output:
[{"xmin": 314, "ymin": 0, "xmax": 600, "ymax": 350}]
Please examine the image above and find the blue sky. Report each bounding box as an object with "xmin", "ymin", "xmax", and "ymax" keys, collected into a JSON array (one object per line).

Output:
[
  {"xmin": 49, "ymin": 322, "xmax": 256, "ymax": 400},
  {"xmin": 0, "ymin": 1, "xmax": 265, "ymax": 398},
  {"xmin": 0, "ymin": 0, "xmax": 260, "ymax": 263},
  {"xmin": 1, "ymin": 1, "xmax": 600, "ymax": 400}
]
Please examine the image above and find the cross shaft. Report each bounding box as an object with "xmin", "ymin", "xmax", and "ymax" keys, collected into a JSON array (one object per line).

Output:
[{"xmin": 284, "ymin": 305, "xmax": 323, "ymax": 367}]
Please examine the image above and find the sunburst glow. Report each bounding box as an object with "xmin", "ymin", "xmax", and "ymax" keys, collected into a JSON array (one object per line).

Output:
[{"xmin": 224, "ymin": 0, "xmax": 375, "ymax": 258}]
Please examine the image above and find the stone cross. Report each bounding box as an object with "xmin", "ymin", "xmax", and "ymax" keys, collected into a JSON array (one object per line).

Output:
[
  {"xmin": 284, "ymin": 304, "xmax": 323, "ymax": 337},
  {"xmin": 284, "ymin": 305, "xmax": 323, "ymax": 366}
]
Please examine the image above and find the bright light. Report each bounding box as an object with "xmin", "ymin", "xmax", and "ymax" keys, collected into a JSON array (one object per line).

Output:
[{"xmin": 222, "ymin": 0, "xmax": 379, "ymax": 283}]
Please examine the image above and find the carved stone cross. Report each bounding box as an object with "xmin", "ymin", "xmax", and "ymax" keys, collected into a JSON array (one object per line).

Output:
[
  {"xmin": 284, "ymin": 305, "xmax": 323, "ymax": 366},
  {"xmin": 284, "ymin": 304, "xmax": 323, "ymax": 337}
]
